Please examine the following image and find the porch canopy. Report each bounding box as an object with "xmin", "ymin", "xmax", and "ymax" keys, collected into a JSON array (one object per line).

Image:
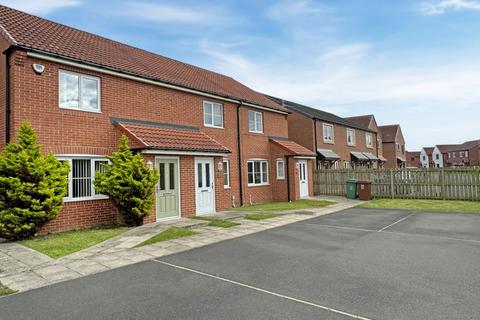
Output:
[
  {"xmin": 112, "ymin": 117, "xmax": 231, "ymax": 155},
  {"xmin": 397, "ymin": 156, "xmax": 406, "ymax": 163},
  {"xmin": 269, "ymin": 137, "xmax": 316, "ymax": 157},
  {"xmin": 378, "ymin": 155, "xmax": 388, "ymax": 162},
  {"xmin": 362, "ymin": 152, "xmax": 379, "ymax": 161},
  {"xmin": 317, "ymin": 149, "xmax": 340, "ymax": 161},
  {"xmin": 350, "ymin": 151, "xmax": 369, "ymax": 162}
]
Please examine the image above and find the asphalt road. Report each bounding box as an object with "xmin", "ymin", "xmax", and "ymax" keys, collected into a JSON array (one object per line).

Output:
[{"xmin": 1, "ymin": 208, "xmax": 480, "ymax": 320}]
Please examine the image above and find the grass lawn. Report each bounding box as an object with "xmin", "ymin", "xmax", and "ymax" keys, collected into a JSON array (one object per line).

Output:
[
  {"xmin": 359, "ymin": 199, "xmax": 480, "ymax": 213},
  {"xmin": 191, "ymin": 216, "xmax": 240, "ymax": 228},
  {"xmin": 20, "ymin": 225, "xmax": 129, "ymax": 259},
  {"xmin": 231, "ymin": 199, "xmax": 335, "ymax": 212},
  {"xmin": 136, "ymin": 227, "xmax": 197, "ymax": 247},
  {"xmin": 244, "ymin": 213, "xmax": 285, "ymax": 220},
  {"xmin": 0, "ymin": 282, "xmax": 15, "ymax": 296}
]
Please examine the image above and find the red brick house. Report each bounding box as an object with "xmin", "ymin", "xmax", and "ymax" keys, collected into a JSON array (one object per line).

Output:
[
  {"xmin": 434, "ymin": 140, "xmax": 480, "ymax": 167},
  {"xmin": 406, "ymin": 151, "xmax": 421, "ymax": 168},
  {"xmin": 0, "ymin": 6, "xmax": 315, "ymax": 233},
  {"xmin": 268, "ymin": 97, "xmax": 379, "ymax": 169},
  {"xmin": 378, "ymin": 125, "xmax": 406, "ymax": 168}
]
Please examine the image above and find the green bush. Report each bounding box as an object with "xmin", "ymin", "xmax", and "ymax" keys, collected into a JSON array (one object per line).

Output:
[
  {"xmin": 94, "ymin": 135, "xmax": 159, "ymax": 226},
  {"xmin": 0, "ymin": 123, "xmax": 69, "ymax": 240}
]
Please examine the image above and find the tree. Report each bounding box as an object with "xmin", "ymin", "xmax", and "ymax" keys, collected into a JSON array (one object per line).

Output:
[
  {"xmin": 94, "ymin": 135, "xmax": 159, "ymax": 226},
  {"xmin": 0, "ymin": 122, "xmax": 69, "ymax": 240}
]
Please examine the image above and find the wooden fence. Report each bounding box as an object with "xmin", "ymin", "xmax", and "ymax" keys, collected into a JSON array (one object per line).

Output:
[{"xmin": 314, "ymin": 168, "xmax": 480, "ymax": 201}]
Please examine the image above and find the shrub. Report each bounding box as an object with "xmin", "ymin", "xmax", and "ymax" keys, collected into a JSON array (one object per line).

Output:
[
  {"xmin": 0, "ymin": 123, "xmax": 69, "ymax": 240},
  {"xmin": 94, "ymin": 135, "xmax": 159, "ymax": 226}
]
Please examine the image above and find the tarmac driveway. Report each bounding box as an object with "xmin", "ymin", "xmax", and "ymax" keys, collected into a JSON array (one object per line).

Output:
[{"xmin": 1, "ymin": 208, "xmax": 479, "ymax": 320}]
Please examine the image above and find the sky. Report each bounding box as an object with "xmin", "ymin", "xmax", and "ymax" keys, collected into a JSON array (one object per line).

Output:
[{"xmin": 2, "ymin": 0, "xmax": 480, "ymax": 150}]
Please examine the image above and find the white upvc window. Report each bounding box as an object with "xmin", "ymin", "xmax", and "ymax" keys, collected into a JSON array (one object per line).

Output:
[
  {"xmin": 276, "ymin": 159, "xmax": 285, "ymax": 180},
  {"xmin": 58, "ymin": 156, "xmax": 109, "ymax": 201},
  {"xmin": 248, "ymin": 110, "xmax": 263, "ymax": 133},
  {"xmin": 347, "ymin": 129, "xmax": 356, "ymax": 146},
  {"xmin": 366, "ymin": 133, "xmax": 373, "ymax": 148},
  {"xmin": 59, "ymin": 70, "xmax": 100, "ymax": 112},
  {"xmin": 465, "ymin": 150, "xmax": 469, "ymax": 157},
  {"xmin": 323, "ymin": 123, "xmax": 334, "ymax": 143},
  {"xmin": 203, "ymin": 101, "xmax": 223, "ymax": 128},
  {"xmin": 247, "ymin": 160, "xmax": 269, "ymax": 186},
  {"xmin": 223, "ymin": 160, "xmax": 230, "ymax": 188}
]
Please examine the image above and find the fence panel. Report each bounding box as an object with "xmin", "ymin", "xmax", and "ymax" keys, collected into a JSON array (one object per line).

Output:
[{"xmin": 313, "ymin": 168, "xmax": 480, "ymax": 201}]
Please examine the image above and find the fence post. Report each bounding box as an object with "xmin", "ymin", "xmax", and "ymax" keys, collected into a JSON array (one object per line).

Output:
[
  {"xmin": 390, "ymin": 169, "xmax": 395, "ymax": 199},
  {"xmin": 440, "ymin": 169, "xmax": 446, "ymax": 200}
]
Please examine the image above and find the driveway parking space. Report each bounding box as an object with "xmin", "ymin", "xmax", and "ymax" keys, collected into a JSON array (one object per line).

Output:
[{"xmin": 1, "ymin": 208, "xmax": 479, "ymax": 320}]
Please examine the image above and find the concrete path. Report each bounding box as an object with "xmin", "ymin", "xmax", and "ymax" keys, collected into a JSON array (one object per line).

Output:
[{"xmin": 0, "ymin": 197, "xmax": 359, "ymax": 293}]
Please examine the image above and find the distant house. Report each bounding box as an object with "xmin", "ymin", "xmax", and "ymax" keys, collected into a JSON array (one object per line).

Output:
[
  {"xmin": 378, "ymin": 125, "xmax": 406, "ymax": 168},
  {"xmin": 406, "ymin": 151, "xmax": 421, "ymax": 168},
  {"xmin": 442, "ymin": 140, "xmax": 480, "ymax": 167},
  {"xmin": 432, "ymin": 145, "xmax": 456, "ymax": 168},
  {"xmin": 420, "ymin": 147, "xmax": 434, "ymax": 168}
]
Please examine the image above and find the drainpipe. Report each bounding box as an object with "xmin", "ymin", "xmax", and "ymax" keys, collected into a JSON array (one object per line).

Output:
[
  {"xmin": 313, "ymin": 118, "xmax": 318, "ymax": 169},
  {"xmin": 236, "ymin": 102, "xmax": 244, "ymax": 206},
  {"xmin": 5, "ymin": 47, "xmax": 12, "ymax": 144}
]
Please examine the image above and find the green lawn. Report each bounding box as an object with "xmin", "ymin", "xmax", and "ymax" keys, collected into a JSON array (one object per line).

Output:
[
  {"xmin": 20, "ymin": 225, "xmax": 129, "ymax": 259},
  {"xmin": 136, "ymin": 227, "xmax": 197, "ymax": 247},
  {"xmin": 191, "ymin": 216, "xmax": 240, "ymax": 228},
  {"xmin": 0, "ymin": 282, "xmax": 15, "ymax": 296},
  {"xmin": 231, "ymin": 199, "xmax": 335, "ymax": 212},
  {"xmin": 359, "ymin": 199, "xmax": 480, "ymax": 213},
  {"xmin": 244, "ymin": 213, "xmax": 285, "ymax": 220}
]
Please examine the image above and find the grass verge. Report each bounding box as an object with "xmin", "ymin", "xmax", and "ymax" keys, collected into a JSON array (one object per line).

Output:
[
  {"xmin": 192, "ymin": 216, "xmax": 240, "ymax": 228},
  {"xmin": 244, "ymin": 213, "xmax": 285, "ymax": 220},
  {"xmin": 0, "ymin": 282, "xmax": 15, "ymax": 296},
  {"xmin": 359, "ymin": 199, "xmax": 480, "ymax": 213},
  {"xmin": 20, "ymin": 225, "xmax": 129, "ymax": 259},
  {"xmin": 231, "ymin": 199, "xmax": 335, "ymax": 212},
  {"xmin": 136, "ymin": 227, "xmax": 197, "ymax": 247}
]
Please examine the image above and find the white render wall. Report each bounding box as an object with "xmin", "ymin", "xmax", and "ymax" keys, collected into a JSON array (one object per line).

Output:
[
  {"xmin": 420, "ymin": 148, "xmax": 430, "ymax": 168},
  {"xmin": 432, "ymin": 146, "xmax": 444, "ymax": 168}
]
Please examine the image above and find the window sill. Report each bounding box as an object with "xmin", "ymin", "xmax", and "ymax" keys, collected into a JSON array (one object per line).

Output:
[
  {"xmin": 204, "ymin": 124, "xmax": 224, "ymax": 129},
  {"xmin": 63, "ymin": 195, "xmax": 109, "ymax": 202},
  {"xmin": 60, "ymin": 106, "xmax": 102, "ymax": 114},
  {"xmin": 276, "ymin": 177, "xmax": 285, "ymax": 180},
  {"xmin": 247, "ymin": 183, "xmax": 270, "ymax": 187},
  {"xmin": 224, "ymin": 186, "xmax": 231, "ymax": 189},
  {"xmin": 323, "ymin": 140, "xmax": 334, "ymax": 144}
]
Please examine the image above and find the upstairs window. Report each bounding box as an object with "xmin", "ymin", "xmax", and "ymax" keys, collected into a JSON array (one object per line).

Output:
[
  {"xmin": 346, "ymin": 129, "xmax": 356, "ymax": 146},
  {"xmin": 248, "ymin": 110, "xmax": 263, "ymax": 133},
  {"xmin": 59, "ymin": 70, "xmax": 100, "ymax": 112},
  {"xmin": 323, "ymin": 124, "xmax": 334, "ymax": 143},
  {"xmin": 366, "ymin": 133, "xmax": 373, "ymax": 148},
  {"xmin": 203, "ymin": 101, "xmax": 223, "ymax": 128}
]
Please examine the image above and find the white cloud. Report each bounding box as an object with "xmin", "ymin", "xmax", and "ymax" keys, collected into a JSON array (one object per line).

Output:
[
  {"xmin": 267, "ymin": 0, "xmax": 328, "ymax": 20},
  {"xmin": 0, "ymin": 0, "xmax": 81, "ymax": 14},
  {"xmin": 317, "ymin": 43, "xmax": 371, "ymax": 62},
  {"xmin": 419, "ymin": 0, "xmax": 480, "ymax": 15}
]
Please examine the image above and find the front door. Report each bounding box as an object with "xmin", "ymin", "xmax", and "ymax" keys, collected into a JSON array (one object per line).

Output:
[
  {"xmin": 156, "ymin": 158, "xmax": 180, "ymax": 220},
  {"xmin": 195, "ymin": 158, "xmax": 215, "ymax": 215},
  {"xmin": 298, "ymin": 160, "xmax": 309, "ymax": 198}
]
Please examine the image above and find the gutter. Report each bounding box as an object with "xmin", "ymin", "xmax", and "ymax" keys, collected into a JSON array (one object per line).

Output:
[
  {"xmin": 236, "ymin": 102, "xmax": 244, "ymax": 206},
  {"xmin": 4, "ymin": 47, "xmax": 12, "ymax": 144}
]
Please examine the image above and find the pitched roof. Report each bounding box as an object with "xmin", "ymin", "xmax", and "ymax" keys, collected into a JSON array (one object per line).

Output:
[
  {"xmin": 436, "ymin": 144, "xmax": 458, "ymax": 153},
  {"xmin": 378, "ymin": 125, "xmax": 400, "ymax": 143},
  {"xmin": 113, "ymin": 118, "xmax": 230, "ymax": 154},
  {"xmin": 344, "ymin": 115, "xmax": 374, "ymax": 131},
  {"xmin": 269, "ymin": 138, "xmax": 316, "ymax": 156},
  {"xmin": 423, "ymin": 147, "xmax": 434, "ymax": 155},
  {"xmin": 266, "ymin": 95, "xmax": 373, "ymax": 132},
  {"xmin": 0, "ymin": 5, "xmax": 285, "ymax": 113}
]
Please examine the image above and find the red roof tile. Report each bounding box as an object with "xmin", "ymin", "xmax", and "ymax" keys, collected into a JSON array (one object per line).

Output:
[
  {"xmin": 344, "ymin": 115, "xmax": 373, "ymax": 131},
  {"xmin": 270, "ymin": 138, "xmax": 316, "ymax": 156},
  {"xmin": 0, "ymin": 5, "xmax": 286, "ymax": 113},
  {"xmin": 116, "ymin": 121, "xmax": 230, "ymax": 154},
  {"xmin": 378, "ymin": 125, "xmax": 400, "ymax": 143}
]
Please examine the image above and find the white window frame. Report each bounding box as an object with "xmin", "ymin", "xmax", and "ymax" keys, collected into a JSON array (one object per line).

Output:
[
  {"xmin": 346, "ymin": 129, "xmax": 356, "ymax": 146},
  {"xmin": 59, "ymin": 70, "xmax": 101, "ymax": 113},
  {"xmin": 323, "ymin": 123, "xmax": 334, "ymax": 143},
  {"xmin": 276, "ymin": 159, "xmax": 285, "ymax": 180},
  {"xmin": 203, "ymin": 101, "xmax": 224, "ymax": 128},
  {"xmin": 366, "ymin": 133, "xmax": 373, "ymax": 148},
  {"xmin": 223, "ymin": 159, "xmax": 230, "ymax": 188},
  {"xmin": 247, "ymin": 159, "xmax": 269, "ymax": 186},
  {"xmin": 248, "ymin": 110, "xmax": 263, "ymax": 133},
  {"xmin": 58, "ymin": 156, "xmax": 109, "ymax": 202}
]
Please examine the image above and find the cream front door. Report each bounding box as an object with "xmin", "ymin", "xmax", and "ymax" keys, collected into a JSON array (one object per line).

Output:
[
  {"xmin": 298, "ymin": 160, "xmax": 309, "ymax": 198},
  {"xmin": 156, "ymin": 158, "xmax": 180, "ymax": 220},
  {"xmin": 195, "ymin": 158, "xmax": 215, "ymax": 215}
]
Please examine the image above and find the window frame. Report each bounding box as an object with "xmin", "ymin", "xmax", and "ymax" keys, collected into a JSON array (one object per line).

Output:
[
  {"xmin": 59, "ymin": 70, "xmax": 101, "ymax": 113},
  {"xmin": 365, "ymin": 133, "xmax": 373, "ymax": 148},
  {"xmin": 346, "ymin": 129, "xmax": 356, "ymax": 146},
  {"xmin": 223, "ymin": 159, "xmax": 230, "ymax": 188},
  {"xmin": 203, "ymin": 101, "xmax": 224, "ymax": 129},
  {"xmin": 323, "ymin": 123, "xmax": 334, "ymax": 143},
  {"xmin": 58, "ymin": 156, "xmax": 109, "ymax": 202},
  {"xmin": 248, "ymin": 110, "xmax": 264, "ymax": 134},
  {"xmin": 247, "ymin": 159, "xmax": 269, "ymax": 186},
  {"xmin": 276, "ymin": 159, "xmax": 285, "ymax": 180}
]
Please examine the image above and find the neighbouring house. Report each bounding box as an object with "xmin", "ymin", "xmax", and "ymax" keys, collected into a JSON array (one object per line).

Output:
[
  {"xmin": 0, "ymin": 6, "xmax": 316, "ymax": 233},
  {"xmin": 267, "ymin": 96, "xmax": 379, "ymax": 169},
  {"xmin": 420, "ymin": 147, "xmax": 434, "ymax": 168},
  {"xmin": 378, "ymin": 125, "xmax": 406, "ymax": 168},
  {"xmin": 344, "ymin": 114, "xmax": 388, "ymax": 167},
  {"xmin": 438, "ymin": 140, "xmax": 480, "ymax": 167},
  {"xmin": 432, "ymin": 145, "xmax": 456, "ymax": 168},
  {"xmin": 406, "ymin": 151, "xmax": 421, "ymax": 168}
]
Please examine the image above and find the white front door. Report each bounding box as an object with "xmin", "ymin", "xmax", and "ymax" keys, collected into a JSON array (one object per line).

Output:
[
  {"xmin": 298, "ymin": 160, "xmax": 309, "ymax": 198},
  {"xmin": 195, "ymin": 158, "xmax": 215, "ymax": 215}
]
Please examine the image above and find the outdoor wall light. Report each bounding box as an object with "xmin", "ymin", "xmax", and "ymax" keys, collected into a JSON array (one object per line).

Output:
[{"xmin": 146, "ymin": 160, "xmax": 153, "ymax": 171}]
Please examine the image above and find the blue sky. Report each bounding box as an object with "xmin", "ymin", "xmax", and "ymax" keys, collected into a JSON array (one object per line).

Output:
[{"xmin": 3, "ymin": 0, "xmax": 480, "ymax": 150}]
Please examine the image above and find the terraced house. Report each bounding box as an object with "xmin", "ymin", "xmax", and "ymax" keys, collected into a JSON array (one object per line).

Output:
[{"xmin": 0, "ymin": 6, "xmax": 315, "ymax": 233}]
